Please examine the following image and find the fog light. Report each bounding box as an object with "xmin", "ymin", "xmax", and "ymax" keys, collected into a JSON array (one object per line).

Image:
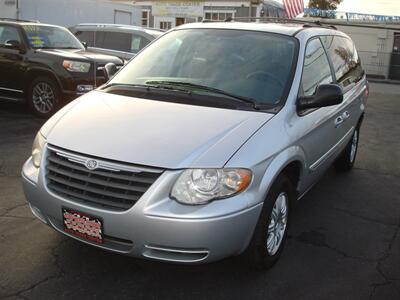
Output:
[{"xmin": 76, "ymin": 85, "xmax": 94, "ymax": 93}]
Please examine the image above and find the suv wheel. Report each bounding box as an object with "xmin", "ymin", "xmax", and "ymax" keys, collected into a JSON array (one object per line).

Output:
[
  {"xmin": 243, "ymin": 174, "xmax": 294, "ymax": 270},
  {"xmin": 28, "ymin": 77, "xmax": 60, "ymax": 118},
  {"xmin": 335, "ymin": 126, "xmax": 360, "ymax": 172}
]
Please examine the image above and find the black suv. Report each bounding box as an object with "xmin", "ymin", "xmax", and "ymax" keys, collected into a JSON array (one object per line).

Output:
[{"xmin": 0, "ymin": 19, "xmax": 123, "ymax": 117}]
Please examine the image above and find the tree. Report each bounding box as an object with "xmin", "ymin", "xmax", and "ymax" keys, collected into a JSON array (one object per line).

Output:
[{"xmin": 308, "ymin": 0, "xmax": 343, "ymax": 10}]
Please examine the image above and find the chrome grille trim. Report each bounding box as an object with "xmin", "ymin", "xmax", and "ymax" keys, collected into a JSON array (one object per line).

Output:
[{"xmin": 45, "ymin": 145, "xmax": 163, "ymax": 211}]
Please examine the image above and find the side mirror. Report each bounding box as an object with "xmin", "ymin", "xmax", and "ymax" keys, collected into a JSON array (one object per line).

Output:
[
  {"xmin": 81, "ymin": 41, "xmax": 88, "ymax": 49},
  {"xmin": 298, "ymin": 84, "xmax": 343, "ymax": 110},
  {"xmin": 5, "ymin": 40, "xmax": 21, "ymax": 49},
  {"xmin": 103, "ymin": 62, "xmax": 118, "ymax": 81}
]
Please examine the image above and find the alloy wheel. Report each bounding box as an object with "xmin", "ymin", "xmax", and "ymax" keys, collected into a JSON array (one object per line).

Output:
[
  {"xmin": 266, "ymin": 192, "xmax": 288, "ymax": 256},
  {"xmin": 32, "ymin": 82, "xmax": 55, "ymax": 114},
  {"xmin": 350, "ymin": 129, "xmax": 358, "ymax": 163}
]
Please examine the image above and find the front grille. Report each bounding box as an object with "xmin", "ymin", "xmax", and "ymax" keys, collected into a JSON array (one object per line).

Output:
[{"xmin": 46, "ymin": 146, "xmax": 163, "ymax": 211}]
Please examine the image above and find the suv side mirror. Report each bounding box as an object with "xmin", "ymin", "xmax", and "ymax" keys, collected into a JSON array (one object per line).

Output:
[
  {"xmin": 82, "ymin": 41, "xmax": 88, "ymax": 49},
  {"xmin": 103, "ymin": 62, "xmax": 118, "ymax": 81},
  {"xmin": 298, "ymin": 84, "xmax": 343, "ymax": 110}
]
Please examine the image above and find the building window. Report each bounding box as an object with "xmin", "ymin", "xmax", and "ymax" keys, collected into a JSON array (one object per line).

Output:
[
  {"xmin": 160, "ymin": 21, "xmax": 172, "ymax": 30},
  {"xmin": 141, "ymin": 10, "xmax": 149, "ymax": 27},
  {"xmin": 204, "ymin": 11, "xmax": 234, "ymax": 21}
]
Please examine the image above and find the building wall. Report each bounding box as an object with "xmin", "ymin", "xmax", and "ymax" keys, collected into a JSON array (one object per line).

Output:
[
  {"xmin": 0, "ymin": 0, "xmax": 140, "ymax": 27},
  {"xmin": 0, "ymin": 0, "xmax": 17, "ymax": 19}
]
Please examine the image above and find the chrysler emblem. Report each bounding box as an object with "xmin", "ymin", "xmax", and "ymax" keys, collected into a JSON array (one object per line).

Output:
[{"xmin": 85, "ymin": 159, "xmax": 98, "ymax": 170}]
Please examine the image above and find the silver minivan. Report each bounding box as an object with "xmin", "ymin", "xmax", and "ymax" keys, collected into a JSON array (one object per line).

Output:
[{"xmin": 22, "ymin": 21, "xmax": 368, "ymax": 269}]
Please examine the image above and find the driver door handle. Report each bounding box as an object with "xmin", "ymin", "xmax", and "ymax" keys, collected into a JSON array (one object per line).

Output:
[{"xmin": 335, "ymin": 116, "xmax": 344, "ymax": 127}]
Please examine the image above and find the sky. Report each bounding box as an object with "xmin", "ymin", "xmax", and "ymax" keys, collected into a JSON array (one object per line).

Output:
[{"xmin": 279, "ymin": 0, "xmax": 400, "ymax": 17}]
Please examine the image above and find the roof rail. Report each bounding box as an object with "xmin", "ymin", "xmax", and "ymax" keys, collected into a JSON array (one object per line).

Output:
[
  {"xmin": 0, "ymin": 18, "xmax": 40, "ymax": 23},
  {"xmin": 222, "ymin": 16, "xmax": 337, "ymax": 30}
]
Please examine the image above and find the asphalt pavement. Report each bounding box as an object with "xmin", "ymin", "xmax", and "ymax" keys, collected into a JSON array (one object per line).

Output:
[{"xmin": 0, "ymin": 83, "xmax": 399, "ymax": 300}]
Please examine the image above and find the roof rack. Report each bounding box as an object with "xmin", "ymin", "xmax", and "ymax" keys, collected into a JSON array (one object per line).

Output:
[
  {"xmin": 217, "ymin": 16, "xmax": 337, "ymax": 30},
  {"xmin": 0, "ymin": 18, "xmax": 40, "ymax": 23}
]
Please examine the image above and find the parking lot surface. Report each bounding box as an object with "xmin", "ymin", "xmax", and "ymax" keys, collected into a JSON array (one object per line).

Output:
[{"xmin": 0, "ymin": 83, "xmax": 399, "ymax": 300}]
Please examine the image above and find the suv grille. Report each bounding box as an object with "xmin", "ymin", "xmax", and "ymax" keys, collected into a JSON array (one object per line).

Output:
[{"xmin": 46, "ymin": 146, "xmax": 163, "ymax": 211}]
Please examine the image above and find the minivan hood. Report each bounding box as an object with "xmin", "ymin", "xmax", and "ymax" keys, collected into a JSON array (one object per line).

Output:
[
  {"xmin": 45, "ymin": 91, "xmax": 273, "ymax": 169},
  {"xmin": 36, "ymin": 49, "xmax": 123, "ymax": 65}
]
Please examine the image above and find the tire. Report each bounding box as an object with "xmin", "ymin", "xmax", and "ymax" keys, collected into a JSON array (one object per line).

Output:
[
  {"xmin": 335, "ymin": 126, "xmax": 360, "ymax": 172},
  {"xmin": 28, "ymin": 76, "xmax": 61, "ymax": 118},
  {"xmin": 242, "ymin": 174, "xmax": 295, "ymax": 270}
]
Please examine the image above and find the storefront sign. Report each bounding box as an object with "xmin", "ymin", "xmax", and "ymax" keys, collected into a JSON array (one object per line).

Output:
[{"xmin": 152, "ymin": 1, "xmax": 204, "ymax": 18}]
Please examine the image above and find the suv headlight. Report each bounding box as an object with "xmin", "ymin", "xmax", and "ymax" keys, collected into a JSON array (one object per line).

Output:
[
  {"xmin": 63, "ymin": 60, "xmax": 90, "ymax": 73},
  {"xmin": 32, "ymin": 132, "xmax": 46, "ymax": 168},
  {"xmin": 171, "ymin": 168, "xmax": 252, "ymax": 205}
]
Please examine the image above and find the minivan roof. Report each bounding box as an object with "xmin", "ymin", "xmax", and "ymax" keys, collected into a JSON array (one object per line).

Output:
[{"xmin": 175, "ymin": 21, "xmax": 337, "ymax": 37}]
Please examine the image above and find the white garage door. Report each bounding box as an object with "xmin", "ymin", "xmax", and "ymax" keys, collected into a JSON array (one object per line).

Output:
[{"xmin": 114, "ymin": 10, "xmax": 132, "ymax": 25}]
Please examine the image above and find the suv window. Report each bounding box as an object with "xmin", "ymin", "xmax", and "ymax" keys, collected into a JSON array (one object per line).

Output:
[
  {"xmin": 301, "ymin": 38, "xmax": 333, "ymax": 96},
  {"xmin": 0, "ymin": 25, "xmax": 21, "ymax": 46},
  {"xmin": 75, "ymin": 31, "xmax": 95, "ymax": 47},
  {"xmin": 321, "ymin": 35, "xmax": 364, "ymax": 88},
  {"xmin": 95, "ymin": 31, "xmax": 145, "ymax": 53}
]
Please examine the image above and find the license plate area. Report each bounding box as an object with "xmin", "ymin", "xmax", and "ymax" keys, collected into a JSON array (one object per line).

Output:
[{"xmin": 62, "ymin": 207, "xmax": 103, "ymax": 244}]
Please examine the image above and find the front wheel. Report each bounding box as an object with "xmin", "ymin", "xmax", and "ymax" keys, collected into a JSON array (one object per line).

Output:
[
  {"xmin": 243, "ymin": 174, "xmax": 295, "ymax": 270},
  {"xmin": 28, "ymin": 76, "xmax": 61, "ymax": 118},
  {"xmin": 335, "ymin": 126, "xmax": 360, "ymax": 172}
]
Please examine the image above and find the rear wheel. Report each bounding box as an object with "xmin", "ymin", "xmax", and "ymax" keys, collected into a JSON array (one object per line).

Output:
[
  {"xmin": 243, "ymin": 174, "xmax": 295, "ymax": 270},
  {"xmin": 28, "ymin": 76, "xmax": 60, "ymax": 118},
  {"xmin": 335, "ymin": 126, "xmax": 360, "ymax": 172}
]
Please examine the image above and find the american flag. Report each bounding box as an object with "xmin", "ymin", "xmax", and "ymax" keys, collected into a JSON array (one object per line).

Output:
[{"xmin": 283, "ymin": 0, "xmax": 305, "ymax": 19}]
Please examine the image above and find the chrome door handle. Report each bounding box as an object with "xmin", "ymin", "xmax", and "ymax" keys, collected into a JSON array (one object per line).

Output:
[{"xmin": 335, "ymin": 116, "xmax": 344, "ymax": 127}]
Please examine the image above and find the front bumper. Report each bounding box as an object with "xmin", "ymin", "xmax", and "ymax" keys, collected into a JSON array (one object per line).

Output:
[{"xmin": 22, "ymin": 155, "xmax": 263, "ymax": 264}]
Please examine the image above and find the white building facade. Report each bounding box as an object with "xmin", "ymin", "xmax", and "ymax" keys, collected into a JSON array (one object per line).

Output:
[{"xmin": 129, "ymin": 0, "xmax": 283, "ymax": 30}]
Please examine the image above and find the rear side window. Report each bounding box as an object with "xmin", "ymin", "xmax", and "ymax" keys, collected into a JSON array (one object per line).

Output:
[
  {"xmin": 75, "ymin": 31, "xmax": 95, "ymax": 46},
  {"xmin": 301, "ymin": 38, "xmax": 333, "ymax": 96},
  {"xmin": 95, "ymin": 31, "xmax": 146, "ymax": 53},
  {"xmin": 96, "ymin": 31, "xmax": 131, "ymax": 52},
  {"xmin": 321, "ymin": 36, "xmax": 364, "ymax": 88}
]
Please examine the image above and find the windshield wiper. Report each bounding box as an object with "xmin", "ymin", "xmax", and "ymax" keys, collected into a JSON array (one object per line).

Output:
[
  {"xmin": 145, "ymin": 80, "xmax": 260, "ymax": 110},
  {"xmin": 104, "ymin": 82, "xmax": 190, "ymax": 93}
]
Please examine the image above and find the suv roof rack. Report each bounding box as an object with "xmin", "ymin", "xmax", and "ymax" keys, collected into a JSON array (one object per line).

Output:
[
  {"xmin": 75, "ymin": 23, "xmax": 164, "ymax": 31},
  {"xmin": 217, "ymin": 16, "xmax": 337, "ymax": 30},
  {"xmin": 0, "ymin": 18, "xmax": 40, "ymax": 23}
]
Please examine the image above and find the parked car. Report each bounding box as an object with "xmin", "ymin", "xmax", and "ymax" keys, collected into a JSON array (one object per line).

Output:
[
  {"xmin": 22, "ymin": 21, "xmax": 368, "ymax": 269},
  {"xmin": 0, "ymin": 19, "xmax": 123, "ymax": 117},
  {"xmin": 70, "ymin": 23, "xmax": 164, "ymax": 62}
]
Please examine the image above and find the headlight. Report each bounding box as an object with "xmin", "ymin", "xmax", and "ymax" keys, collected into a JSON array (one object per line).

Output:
[
  {"xmin": 32, "ymin": 132, "xmax": 46, "ymax": 168},
  {"xmin": 171, "ymin": 168, "xmax": 252, "ymax": 205},
  {"xmin": 62, "ymin": 60, "xmax": 90, "ymax": 72}
]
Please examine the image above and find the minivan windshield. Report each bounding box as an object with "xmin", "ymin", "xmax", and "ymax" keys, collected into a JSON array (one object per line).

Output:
[
  {"xmin": 109, "ymin": 29, "xmax": 297, "ymax": 108},
  {"xmin": 23, "ymin": 25, "xmax": 84, "ymax": 50}
]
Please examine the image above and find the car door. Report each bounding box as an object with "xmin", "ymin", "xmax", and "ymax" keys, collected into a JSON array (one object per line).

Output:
[
  {"xmin": 296, "ymin": 37, "xmax": 346, "ymax": 188},
  {"xmin": 0, "ymin": 24, "xmax": 26, "ymax": 100}
]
